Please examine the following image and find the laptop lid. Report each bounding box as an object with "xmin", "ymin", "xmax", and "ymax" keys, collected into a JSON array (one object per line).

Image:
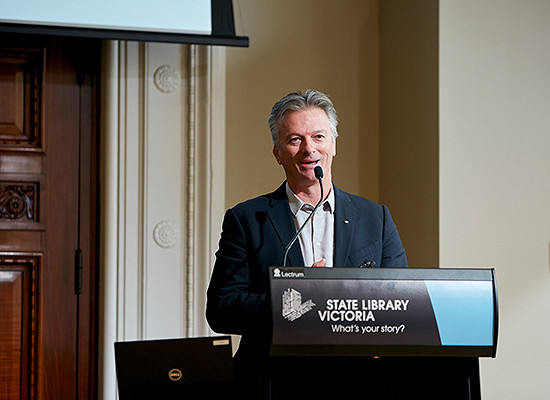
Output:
[{"xmin": 114, "ymin": 336, "xmax": 233, "ymax": 399}]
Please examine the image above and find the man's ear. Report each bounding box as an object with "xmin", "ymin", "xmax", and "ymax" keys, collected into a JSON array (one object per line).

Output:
[{"xmin": 273, "ymin": 146, "xmax": 282, "ymax": 164}]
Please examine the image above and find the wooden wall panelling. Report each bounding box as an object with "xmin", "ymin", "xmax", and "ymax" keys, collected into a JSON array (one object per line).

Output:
[
  {"xmin": 0, "ymin": 36, "xmax": 99, "ymax": 400},
  {"xmin": 0, "ymin": 47, "xmax": 42, "ymax": 149},
  {"xmin": 0, "ymin": 256, "xmax": 39, "ymax": 400}
]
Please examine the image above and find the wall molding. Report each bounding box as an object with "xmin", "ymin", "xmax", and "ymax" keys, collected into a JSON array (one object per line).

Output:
[{"xmin": 99, "ymin": 41, "xmax": 225, "ymax": 400}]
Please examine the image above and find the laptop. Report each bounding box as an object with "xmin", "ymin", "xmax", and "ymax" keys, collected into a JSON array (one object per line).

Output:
[{"xmin": 114, "ymin": 336, "xmax": 234, "ymax": 399}]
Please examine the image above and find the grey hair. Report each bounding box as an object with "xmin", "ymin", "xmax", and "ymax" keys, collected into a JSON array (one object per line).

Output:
[{"xmin": 268, "ymin": 89, "xmax": 339, "ymax": 147}]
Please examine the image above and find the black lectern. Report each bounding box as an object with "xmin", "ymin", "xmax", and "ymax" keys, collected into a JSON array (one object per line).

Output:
[{"xmin": 267, "ymin": 267, "xmax": 498, "ymax": 400}]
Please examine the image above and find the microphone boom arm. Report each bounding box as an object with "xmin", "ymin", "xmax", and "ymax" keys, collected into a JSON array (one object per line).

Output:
[{"xmin": 281, "ymin": 167, "xmax": 324, "ymax": 267}]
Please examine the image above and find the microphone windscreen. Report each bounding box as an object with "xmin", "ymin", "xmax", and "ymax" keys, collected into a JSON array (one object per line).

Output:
[{"xmin": 314, "ymin": 166, "xmax": 324, "ymax": 180}]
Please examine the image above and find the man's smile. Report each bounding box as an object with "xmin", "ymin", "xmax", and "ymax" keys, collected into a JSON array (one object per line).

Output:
[{"xmin": 300, "ymin": 159, "xmax": 320, "ymax": 166}]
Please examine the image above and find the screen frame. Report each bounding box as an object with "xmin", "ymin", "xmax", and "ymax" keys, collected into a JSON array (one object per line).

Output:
[
  {"xmin": 0, "ymin": 0, "xmax": 248, "ymax": 47},
  {"xmin": 0, "ymin": 22, "xmax": 248, "ymax": 46}
]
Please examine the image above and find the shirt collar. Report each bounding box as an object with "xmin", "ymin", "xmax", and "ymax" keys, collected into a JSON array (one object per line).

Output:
[{"xmin": 286, "ymin": 182, "xmax": 335, "ymax": 216}]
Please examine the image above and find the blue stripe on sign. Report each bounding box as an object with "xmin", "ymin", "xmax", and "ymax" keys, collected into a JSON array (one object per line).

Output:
[{"xmin": 425, "ymin": 280, "xmax": 493, "ymax": 346}]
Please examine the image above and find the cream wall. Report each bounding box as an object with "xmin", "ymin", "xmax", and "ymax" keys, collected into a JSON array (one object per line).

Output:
[
  {"xmin": 379, "ymin": 0, "xmax": 439, "ymax": 268},
  {"xmin": 440, "ymin": 1, "xmax": 550, "ymax": 399},
  {"xmin": 226, "ymin": 0, "xmax": 380, "ymax": 208}
]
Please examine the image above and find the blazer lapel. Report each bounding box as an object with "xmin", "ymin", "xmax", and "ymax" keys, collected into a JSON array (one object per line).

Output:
[
  {"xmin": 266, "ymin": 183, "xmax": 305, "ymax": 267},
  {"xmin": 333, "ymin": 187, "xmax": 357, "ymax": 267}
]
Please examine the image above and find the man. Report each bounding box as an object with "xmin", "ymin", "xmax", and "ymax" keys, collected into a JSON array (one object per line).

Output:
[{"xmin": 206, "ymin": 89, "xmax": 407, "ymax": 395}]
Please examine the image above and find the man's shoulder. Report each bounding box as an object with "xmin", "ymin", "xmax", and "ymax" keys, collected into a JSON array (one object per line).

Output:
[
  {"xmin": 231, "ymin": 193, "xmax": 272, "ymax": 211},
  {"xmin": 229, "ymin": 183, "xmax": 287, "ymax": 214},
  {"xmin": 334, "ymin": 186, "xmax": 384, "ymax": 211}
]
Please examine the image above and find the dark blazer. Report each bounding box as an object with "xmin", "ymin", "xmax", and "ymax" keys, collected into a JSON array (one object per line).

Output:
[{"xmin": 206, "ymin": 183, "xmax": 407, "ymax": 372}]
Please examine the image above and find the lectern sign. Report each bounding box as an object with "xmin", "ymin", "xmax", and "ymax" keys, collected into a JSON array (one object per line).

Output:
[{"xmin": 269, "ymin": 267, "xmax": 498, "ymax": 358}]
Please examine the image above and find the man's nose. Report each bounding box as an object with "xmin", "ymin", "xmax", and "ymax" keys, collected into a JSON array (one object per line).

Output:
[{"xmin": 301, "ymin": 138, "xmax": 315, "ymax": 154}]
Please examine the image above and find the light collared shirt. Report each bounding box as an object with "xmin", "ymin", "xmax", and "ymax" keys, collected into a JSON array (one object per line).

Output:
[{"xmin": 286, "ymin": 182, "xmax": 335, "ymax": 267}]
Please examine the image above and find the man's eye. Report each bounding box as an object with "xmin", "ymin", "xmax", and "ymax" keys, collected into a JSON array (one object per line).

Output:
[{"xmin": 289, "ymin": 137, "xmax": 300, "ymax": 144}]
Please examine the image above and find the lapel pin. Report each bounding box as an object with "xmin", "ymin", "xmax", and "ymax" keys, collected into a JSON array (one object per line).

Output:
[{"xmin": 344, "ymin": 220, "xmax": 349, "ymax": 224}]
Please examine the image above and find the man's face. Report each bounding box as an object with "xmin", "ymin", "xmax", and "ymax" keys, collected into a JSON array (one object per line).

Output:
[{"xmin": 273, "ymin": 107, "xmax": 336, "ymax": 189}]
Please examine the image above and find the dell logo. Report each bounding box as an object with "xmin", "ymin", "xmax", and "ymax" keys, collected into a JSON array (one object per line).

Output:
[{"xmin": 168, "ymin": 368, "xmax": 182, "ymax": 381}]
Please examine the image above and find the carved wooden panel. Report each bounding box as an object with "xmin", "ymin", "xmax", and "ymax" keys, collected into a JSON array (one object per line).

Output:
[
  {"xmin": 0, "ymin": 256, "xmax": 39, "ymax": 400},
  {"xmin": 0, "ymin": 182, "xmax": 37, "ymax": 221},
  {"xmin": 0, "ymin": 48, "xmax": 42, "ymax": 150}
]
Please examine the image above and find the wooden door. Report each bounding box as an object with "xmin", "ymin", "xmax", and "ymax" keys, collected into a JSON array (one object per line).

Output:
[{"xmin": 0, "ymin": 35, "xmax": 99, "ymax": 399}]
